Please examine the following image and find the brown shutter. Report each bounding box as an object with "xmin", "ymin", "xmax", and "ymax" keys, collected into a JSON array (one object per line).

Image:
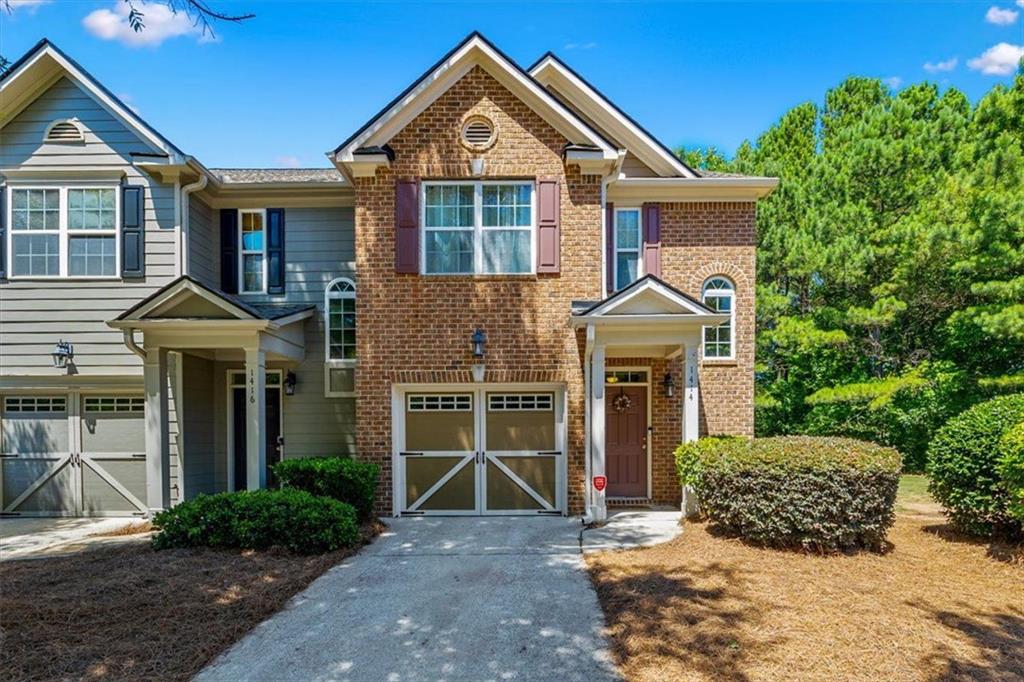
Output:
[
  {"xmin": 536, "ymin": 178, "xmax": 560, "ymax": 273},
  {"xmin": 642, "ymin": 202, "xmax": 662, "ymax": 279},
  {"xmin": 395, "ymin": 179, "xmax": 419, "ymax": 274},
  {"xmin": 605, "ymin": 202, "xmax": 615, "ymax": 293}
]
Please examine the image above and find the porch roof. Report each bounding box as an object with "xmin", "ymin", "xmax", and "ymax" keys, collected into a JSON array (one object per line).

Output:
[{"xmin": 570, "ymin": 275, "xmax": 728, "ymax": 324}]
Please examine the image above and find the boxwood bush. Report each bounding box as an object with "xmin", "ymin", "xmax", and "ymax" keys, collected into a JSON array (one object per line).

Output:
[
  {"xmin": 998, "ymin": 422, "xmax": 1024, "ymax": 524},
  {"xmin": 926, "ymin": 393, "xmax": 1024, "ymax": 536},
  {"xmin": 151, "ymin": 489, "xmax": 358, "ymax": 554},
  {"xmin": 676, "ymin": 436, "xmax": 901, "ymax": 552},
  {"xmin": 272, "ymin": 457, "xmax": 379, "ymax": 520}
]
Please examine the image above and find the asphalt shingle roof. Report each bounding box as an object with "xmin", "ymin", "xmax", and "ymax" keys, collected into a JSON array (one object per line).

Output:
[{"xmin": 210, "ymin": 168, "xmax": 345, "ymax": 185}]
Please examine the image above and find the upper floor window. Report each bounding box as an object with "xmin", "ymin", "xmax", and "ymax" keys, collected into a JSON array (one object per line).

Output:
[
  {"xmin": 422, "ymin": 181, "xmax": 534, "ymax": 275},
  {"xmin": 702, "ymin": 277, "xmax": 735, "ymax": 359},
  {"xmin": 613, "ymin": 208, "xmax": 642, "ymax": 290},
  {"xmin": 324, "ymin": 277, "xmax": 356, "ymax": 397},
  {"xmin": 7, "ymin": 186, "xmax": 118, "ymax": 279},
  {"xmin": 239, "ymin": 209, "xmax": 265, "ymax": 293}
]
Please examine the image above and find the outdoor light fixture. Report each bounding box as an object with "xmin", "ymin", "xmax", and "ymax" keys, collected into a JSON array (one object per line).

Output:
[
  {"xmin": 51, "ymin": 340, "xmax": 74, "ymax": 370},
  {"xmin": 662, "ymin": 372, "xmax": 675, "ymax": 398},
  {"xmin": 284, "ymin": 371, "xmax": 297, "ymax": 396},
  {"xmin": 472, "ymin": 328, "xmax": 487, "ymax": 359}
]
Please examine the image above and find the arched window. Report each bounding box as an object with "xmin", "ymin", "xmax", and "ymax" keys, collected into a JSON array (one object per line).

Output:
[
  {"xmin": 324, "ymin": 278, "xmax": 356, "ymax": 397},
  {"xmin": 702, "ymin": 277, "xmax": 735, "ymax": 359}
]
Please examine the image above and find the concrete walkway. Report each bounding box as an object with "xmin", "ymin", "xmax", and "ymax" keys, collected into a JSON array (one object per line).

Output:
[
  {"xmin": 0, "ymin": 517, "xmax": 146, "ymax": 561},
  {"xmin": 198, "ymin": 512, "xmax": 680, "ymax": 682}
]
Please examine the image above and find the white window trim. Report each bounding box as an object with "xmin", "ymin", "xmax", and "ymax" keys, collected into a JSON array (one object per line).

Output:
[
  {"xmin": 6, "ymin": 184, "xmax": 121, "ymax": 281},
  {"xmin": 420, "ymin": 180, "xmax": 536, "ymax": 276},
  {"xmin": 238, "ymin": 208, "xmax": 268, "ymax": 295},
  {"xmin": 612, "ymin": 206, "xmax": 643, "ymax": 291},
  {"xmin": 702, "ymin": 277, "xmax": 736, "ymax": 360},
  {"xmin": 324, "ymin": 276, "xmax": 356, "ymax": 398}
]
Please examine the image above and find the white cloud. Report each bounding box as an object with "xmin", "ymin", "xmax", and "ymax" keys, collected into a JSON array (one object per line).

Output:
[
  {"xmin": 985, "ymin": 5, "xmax": 1019, "ymax": 24},
  {"xmin": 83, "ymin": 1, "xmax": 212, "ymax": 47},
  {"xmin": 968, "ymin": 42, "xmax": 1024, "ymax": 75},
  {"xmin": 1018, "ymin": 0, "xmax": 1024, "ymax": 7},
  {"xmin": 923, "ymin": 57, "xmax": 958, "ymax": 73},
  {"xmin": 563, "ymin": 41, "xmax": 597, "ymax": 51},
  {"xmin": 275, "ymin": 155, "xmax": 302, "ymax": 168},
  {"xmin": 7, "ymin": 0, "xmax": 51, "ymax": 13},
  {"xmin": 882, "ymin": 76, "xmax": 903, "ymax": 89}
]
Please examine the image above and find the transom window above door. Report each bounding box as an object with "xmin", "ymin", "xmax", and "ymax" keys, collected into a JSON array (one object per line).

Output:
[
  {"xmin": 422, "ymin": 181, "xmax": 534, "ymax": 275},
  {"xmin": 613, "ymin": 208, "xmax": 642, "ymax": 290}
]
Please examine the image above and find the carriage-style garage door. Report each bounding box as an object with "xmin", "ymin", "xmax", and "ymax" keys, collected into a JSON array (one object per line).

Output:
[
  {"xmin": 397, "ymin": 388, "xmax": 566, "ymax": 515},
  {"xmin": 0, "ymin": 395, "xmax": 147, "ymax": 517}
]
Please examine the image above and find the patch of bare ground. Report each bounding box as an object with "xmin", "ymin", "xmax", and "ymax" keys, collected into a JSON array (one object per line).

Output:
[
  {"xmin": 0, "ymin": 521, "xmax": 384, "ymax": 682},
  {"xmin": 586, "ymin": 515, "xmax": 1023, "ymax": 681}
]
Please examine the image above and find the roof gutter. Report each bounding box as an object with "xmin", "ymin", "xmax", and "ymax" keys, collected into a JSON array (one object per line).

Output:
[{"xmin": 122, "ymin": 329, "xmax": 146, "ymax": 360}]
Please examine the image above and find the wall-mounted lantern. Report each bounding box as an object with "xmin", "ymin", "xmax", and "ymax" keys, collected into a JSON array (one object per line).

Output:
[
  {"xmin": 472, "ymin": 328, "xmax": 487, "ymax": 359},
  {"xmin": 51, "ymin": 340, "xmax": 74, "ymax": 370},
  {"xmin": 662, "ymin": 372, "xmax": 675, "ymax": 398},
  {"xmin": 284, "ymin": 371, "xmax": 297, "ymax": 396}
]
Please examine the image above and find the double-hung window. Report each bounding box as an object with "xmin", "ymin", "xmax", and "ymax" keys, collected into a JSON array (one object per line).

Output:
[
  {"xmin": 8, "ymin": 186, "xmax": 118, "ymax": 278},
  {"xmin": 422, "ymin": 181, "xmax": 534, "ymax": 275},
  {"xmin": 239, "ymin": 209, "xmax": 266, "ymax": 293},
  {"xmin": 613, "ymin": 207, "xmax": 642, "ymax": 290},
  {"xmin": 324, "ymin": 277, "xmax": 356, "ymax": 397}
]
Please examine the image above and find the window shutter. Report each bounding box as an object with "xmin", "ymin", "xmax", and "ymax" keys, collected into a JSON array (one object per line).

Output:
[
  {"xmin": 642, "ymin": 202, "xmax": 662, "ymax": 279},
  {"xmin": 395, "ymin": 180, "xmax": 419, "ymax": 274},
  {"xmin": 121, "ymin": 185, "xmax": 145, "ymax": 278},
  {"xmin": 0, "ymin": 188, "xmax": 6, "ymax": 279},
  {"xmin": 220, "ymin": 209, "xmax": 239, "ymax": 293},
  {"xmin": 605, "ymin": 202, "xmax": 615, "ymax": 294},
  {"xmin": 536, "ymin": 178, "xmax": 560, "ymax": 273},
  {"xmin": 266, "ymin": 208, "xmax": 286, "ymax": 294}
]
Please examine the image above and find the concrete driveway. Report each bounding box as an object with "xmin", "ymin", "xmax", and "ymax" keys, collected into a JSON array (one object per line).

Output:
[
  {"xmin": 197, "ymin": 514, "xmax": 678, "ymax": 682},
  {"xmin": 0, "ymin": 517, "xmax": 146, "ymax": 560}
]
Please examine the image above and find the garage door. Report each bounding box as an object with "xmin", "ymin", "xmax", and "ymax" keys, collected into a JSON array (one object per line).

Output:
[
  {"xmin": 398, "ymin": 390, "xmax": 564, "ymax": 515},
  {"xmin": 0, "ymin": 395, "xmax": 147, "ymax": 517}
]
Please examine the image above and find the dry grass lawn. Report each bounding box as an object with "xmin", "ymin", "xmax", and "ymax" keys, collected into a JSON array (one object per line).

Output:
[
  {"xmin": 0, "ymin": 522, "xmax": 383, "ymax": 682},
  {"xmin": 587, "ymin": 508, "xmax": 1023, "ymax": 681}
]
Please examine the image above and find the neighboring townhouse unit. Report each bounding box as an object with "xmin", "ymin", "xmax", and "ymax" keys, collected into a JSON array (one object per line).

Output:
[{"xmin": 0, "ymin": 34, "xmax": 775, "ymax": 521}]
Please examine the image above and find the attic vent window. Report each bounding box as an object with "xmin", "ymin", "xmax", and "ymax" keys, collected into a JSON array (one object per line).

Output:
[
  {"xmin": 461, "ymin": 116, "xmax": 495, "ymax": 150},
  {"xmin": 44, "ymin": 119, "xmax": 85, "ymax": 143}
]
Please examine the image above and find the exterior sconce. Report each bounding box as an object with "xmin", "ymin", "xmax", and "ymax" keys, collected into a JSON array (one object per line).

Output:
[
  {"xmin": 284, "ymin": 371, "xmax": 297, "ymax": 396},
  {"xmin": 472, "ymin": 328, "xmax": 487, "ymax": 359},
  {"xmin": 662, "ymin": 372, "xmax": 675, "ymax": 398},
  {"xmin": 470, "ymin": 157, "xmax": 485, "ymax": 176},
  {"xmin": 51, "ymin": 340, "xmax": 74, "ymax": 370}
]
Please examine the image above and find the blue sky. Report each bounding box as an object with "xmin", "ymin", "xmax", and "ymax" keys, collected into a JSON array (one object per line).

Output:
[{"xmin": 2, "ymin": 1, "xmax": 1022, "ymax": 168}]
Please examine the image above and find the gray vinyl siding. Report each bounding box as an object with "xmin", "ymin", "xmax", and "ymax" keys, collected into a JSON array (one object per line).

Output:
[
  {"xmin": 180, "ymin": 353, "xmax": 219, "ymax": 498},
  {"xmin": 187, "ymin": 196, "xmax": 217, "ymax": 288},
  {"xmin": 0, "ymin": 76, "xmax": 178, "ymax": 379}
]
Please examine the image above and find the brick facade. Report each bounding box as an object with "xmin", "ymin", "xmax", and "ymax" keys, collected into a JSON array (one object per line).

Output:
[{"xmin": 354, "ymin": 66, "xmax": 756, "ymax": 514}]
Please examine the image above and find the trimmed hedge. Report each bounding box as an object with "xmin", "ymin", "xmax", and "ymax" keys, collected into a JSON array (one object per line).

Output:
[
  {"xmin": 926, "ymin": 393, "xmax": 1024, "ymax": 536},
  {"xmin": 151, "ymin": 489, "xmax": 358, "ymax": 554},
  {"xmin": 676, "ymin": 436, "xmax": 901, "ymax": 552},
  {"xmin": 272, "ymin": 457, "xmax": 379, "ymax": 520},
  {"xmin": 998, "ymin": 422, "xmax": 1024, "ymax": 525}
]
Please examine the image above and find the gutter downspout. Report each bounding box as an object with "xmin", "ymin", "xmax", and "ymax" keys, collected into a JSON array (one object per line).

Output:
[
  {"xmin": 582, "ymin": 323, "xmax": 595, "ymax": 525},
  {"xmin": 122, "ymin": 329, "xmax": 145, "ymax": 360},
  {"xmin": 179, "ymin": 172, "xmax": 209, "ymax": 277}
]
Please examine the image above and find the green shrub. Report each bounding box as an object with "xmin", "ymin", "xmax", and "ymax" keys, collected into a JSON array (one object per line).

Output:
[
  {"xmin": 997, "ymin": 421, "xmax": 1024, "ymax": 524},
  {"xmin": 272, "ymin": 457, "xmax": 379, "ymax": 520},
  {"xmin": 676, "ymin": 436, "xmax": 901, "ymax": 552},
  {"xmin": 151, "ymin": 489, "xmax": 359, "ymax": 554},
  {"xmin": 926, "ymin": 393, "xmax": 1024, "ymax": 536}
]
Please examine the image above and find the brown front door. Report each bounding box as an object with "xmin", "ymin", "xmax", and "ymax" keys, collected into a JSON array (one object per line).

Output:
[{"xmin": 606, "ymin": 385, "xmax": 647, "ymax": 497}]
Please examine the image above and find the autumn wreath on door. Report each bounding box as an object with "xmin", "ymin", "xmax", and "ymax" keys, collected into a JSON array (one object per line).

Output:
[{"xmin": 612, "ymin": 389, "xmax": 633, "ymax": 412}]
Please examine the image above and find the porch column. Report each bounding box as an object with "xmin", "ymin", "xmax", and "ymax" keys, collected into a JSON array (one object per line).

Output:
[
  {"xmin": 144, "ymin": 347, "xmax": 171, "ymax": 512},
  {"xmin": 244, "ymin": 348, "xmax": 267, "ymax": 490},
  {"xmin": 682, "ymin": 338, "xmax": 700, "ymax": 443},
  {"xmin": 590, "ymin": 344, "xmax": 607, "ymax": 522}
]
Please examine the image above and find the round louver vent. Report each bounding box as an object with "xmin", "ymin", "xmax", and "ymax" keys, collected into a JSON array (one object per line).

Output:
[
  {"xmin": 461, "ymin": 117, "xmax": 495, "ymax": 149},
  {"xmin": 44, "ymin": 119, "xmax": 85, "ymax": 143}
]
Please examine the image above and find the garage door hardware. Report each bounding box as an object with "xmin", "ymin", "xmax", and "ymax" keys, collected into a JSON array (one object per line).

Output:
[
  {"xmin": 537, "ymin": 451, "xmax": 562, "ymax": 456},
  {"xmin": 399, "ymin": 451, "xmax": 424, "ymax": 457}
]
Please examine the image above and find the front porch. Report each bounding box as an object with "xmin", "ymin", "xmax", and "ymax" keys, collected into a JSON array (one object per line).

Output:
[
  {"xmin": 108, "ymin": 276, "xmax": 314, "ymax": 512},
  {"xmin": 572, "ymin": 275, "xmax": 729, "ymax": 521}
]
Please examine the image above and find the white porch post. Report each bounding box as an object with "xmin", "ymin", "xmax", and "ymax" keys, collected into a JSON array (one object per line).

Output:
[
  {"xmin": 144, "ymin": 347, "xmax": 171, "ymax": 512},
  {"xmin": 683, "ymin": 338, "xmax": 701, "ymax": 443},
  {"xmin": 244, "ymin": 348, "xmax": 267, "ymax": 490},
  {"xmin": 591, "ymin": 343, "xmax": 607, "ymax": 522}
]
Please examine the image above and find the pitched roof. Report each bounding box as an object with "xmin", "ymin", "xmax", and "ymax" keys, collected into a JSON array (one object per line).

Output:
[
  {"xmin": 210, "ymin": 168, "xmax": 346, "ymax": 185},
  {"xmin": 115, "ymin": 275, "xmax": 315, "ymax": 322},
  {"xmin": 573, "ymin": 274, "xmax": 720, "ymax": 317}
]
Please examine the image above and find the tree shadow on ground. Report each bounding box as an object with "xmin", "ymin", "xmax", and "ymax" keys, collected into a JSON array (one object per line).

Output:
[
  {"xmin": 913, "ymin": 602, "xmax": 1024, "ymax": 681},
  {"xmin": 588, "ymin": 560, "xmax": 781, "ymax": 682},
  {"xmin": 921, "ymin": 523, "xmax": 1024, "ymax": 565}
]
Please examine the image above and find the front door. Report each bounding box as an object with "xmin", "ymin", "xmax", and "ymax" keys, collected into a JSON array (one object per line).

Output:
[
  {"xmin": 232, "ymin": 387, "xmax": 282, "ymax": 490},
  {"xmin": 398, "ymin": 390, "xmax": 564, "ymax": 515},
  {"xmin": 606, "ymin": 385, "xmax": 648, "ymax": 498}
]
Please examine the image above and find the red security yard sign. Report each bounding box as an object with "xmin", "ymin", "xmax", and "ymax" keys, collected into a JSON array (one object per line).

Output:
[{"xmin": 593, "ymin": 475, "xmax": 607, "ymax": 492}]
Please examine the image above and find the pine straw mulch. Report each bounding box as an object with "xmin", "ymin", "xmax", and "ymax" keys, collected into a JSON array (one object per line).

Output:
[
  {"xmin": 0, "ymin": 521, "xmax": 385, "ymax": 682},
  {"xmin": 586, "ymin": 514, "xmax": 1023, "ymax": 682}
]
